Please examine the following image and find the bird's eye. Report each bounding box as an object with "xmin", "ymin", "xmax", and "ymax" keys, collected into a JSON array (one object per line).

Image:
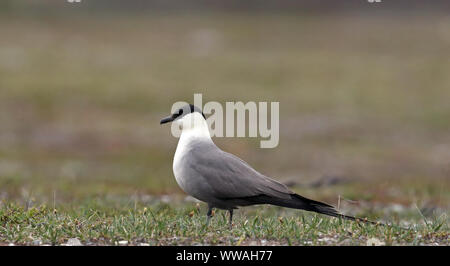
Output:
[{"xmin": 178, "ymin": 109, "xmax": 183, "ymax": 115}]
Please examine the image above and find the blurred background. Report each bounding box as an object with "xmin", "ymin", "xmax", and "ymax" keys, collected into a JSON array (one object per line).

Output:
[{"xmin": 0, "ymin": 0, "xmax": 449, "ymax": 216}]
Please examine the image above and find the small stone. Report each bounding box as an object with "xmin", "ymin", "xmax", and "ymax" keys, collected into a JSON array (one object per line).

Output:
[
  {"xmin": 318, "ymin": 237, "xmax": 334, "ymax": 243},
  {"xmin": 66, "ymin": 238, "xmax": 83, "ymax": 246},
  {"xmin": 138, "ymin": 243, "xmax": 150, "ymax": 246},
  {"xmin": 338, "ymin": 239, "xmax": 353, "ymax": 246},
  {"xmin": 32, "ymin": 239, "xmax": 42, "ymax": 246},
  {"xmin": 118, "ymin": 240, "xmax": 128, "ymax": 245}
]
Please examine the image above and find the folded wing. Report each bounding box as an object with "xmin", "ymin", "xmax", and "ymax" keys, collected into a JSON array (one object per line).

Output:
[{"xmin": 187, "ymin": 143, "xmax": 293, "ymax": 201}]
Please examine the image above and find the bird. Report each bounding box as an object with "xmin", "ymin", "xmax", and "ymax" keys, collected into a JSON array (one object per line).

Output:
[{"xmin": 160, "ymin": 104, "xmax": 375, "ymax": 229}]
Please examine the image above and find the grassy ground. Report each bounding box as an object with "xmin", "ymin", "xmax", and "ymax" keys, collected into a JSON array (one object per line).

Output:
[
  {"xmin": 0, "ymin": 12, "xmax": 449, "ymax": 245},
  {"xmin": 0, "ymin": 198, "xmax": 448, "ymax": 246}
]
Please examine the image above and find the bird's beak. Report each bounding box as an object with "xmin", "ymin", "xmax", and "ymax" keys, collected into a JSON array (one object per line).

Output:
[{"xmin": 160, "ymin": 115, "xmax": 175, "ymax": 124}]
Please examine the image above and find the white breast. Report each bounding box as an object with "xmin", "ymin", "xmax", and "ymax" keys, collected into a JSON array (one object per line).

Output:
[
  {"xmin": 172, "ymin": 132, "xmax": 192, "ymax": 190},
  {"xmin": 172, "ymin": 112, "xmax": 213, "ymax": 193}
]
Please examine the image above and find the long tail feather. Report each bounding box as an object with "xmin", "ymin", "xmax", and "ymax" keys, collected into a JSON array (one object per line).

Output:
[
  {"xmin": 290, "ymin": 194, "xmax": 378, "ymax": 225},
  {"xmin": 239, "ymin": 193, "xmax": 380, "ymax": 225}
]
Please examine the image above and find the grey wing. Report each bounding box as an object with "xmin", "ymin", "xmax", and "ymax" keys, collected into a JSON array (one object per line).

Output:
[{"xmin": 187, "ymin": 144, "xmax": 293, "ymax": 201}]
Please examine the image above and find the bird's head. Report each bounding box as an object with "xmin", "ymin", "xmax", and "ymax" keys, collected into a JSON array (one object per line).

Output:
[{"xmin": 160, "ymin": 104, "xmax": 206, "ymax": 130}]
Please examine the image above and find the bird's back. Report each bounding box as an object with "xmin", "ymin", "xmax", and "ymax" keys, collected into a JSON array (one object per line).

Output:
[{"xmin": 175, "ymin": 137, "xmax": 293, "ymax": 209}]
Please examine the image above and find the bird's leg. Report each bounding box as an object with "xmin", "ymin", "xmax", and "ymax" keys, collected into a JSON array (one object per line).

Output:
[
  {"xmin": 228, "ymin": 209, "xmax": 233, "ymax": 230},
  {"xmin": 206, "ymin": 205, "xmax": 213, "ymax": 226}
]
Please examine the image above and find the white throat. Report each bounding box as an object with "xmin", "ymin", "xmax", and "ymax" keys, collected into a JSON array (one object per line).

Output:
[
  {"xmin": 176, "ymin": 112, "xmax": 211, "ymax": 141},
  {"xmin": 173, "ymin": 112, "xmax": 212, "ymax": 162}
]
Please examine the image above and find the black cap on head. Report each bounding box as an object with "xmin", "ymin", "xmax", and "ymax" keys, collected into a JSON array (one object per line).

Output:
[{"xmin": 160, "ymin": 104, "xmax": 205, "ymax": 124}]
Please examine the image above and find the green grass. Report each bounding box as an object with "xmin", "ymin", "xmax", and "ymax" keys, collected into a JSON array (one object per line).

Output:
[{"xmin": 0, "ymin": 200, "xmax": 448, "ymax": 246}]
